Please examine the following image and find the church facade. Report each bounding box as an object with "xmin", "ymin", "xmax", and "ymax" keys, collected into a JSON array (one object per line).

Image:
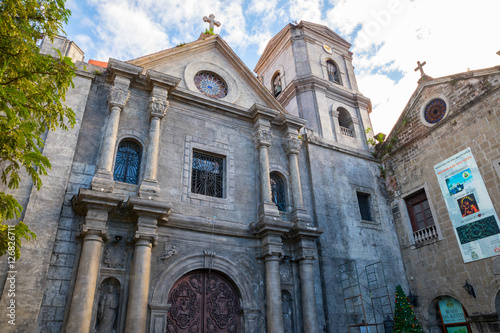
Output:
[
  {"xmin": 380, "ymin": 66, "xmax": 500, "ymax": 332},
  {"xmin": 0, "ymin": 20, "xmax": 441, "ymax": 333}
]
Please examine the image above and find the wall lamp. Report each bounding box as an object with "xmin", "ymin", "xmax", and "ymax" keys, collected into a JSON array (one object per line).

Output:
[{"xmin": 463, "ymin": 280, "xmax": 476, "ymax": 298}]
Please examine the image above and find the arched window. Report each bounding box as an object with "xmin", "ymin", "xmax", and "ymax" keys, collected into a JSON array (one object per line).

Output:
[
  {"xmin": 338, "ymin": 107, "xmax": 355, "ymax": 137},
  {"xmin": 272, "ymin": 72, "xmax": 282, "ymax": 98},
  {"xmin": 327, "ymin": 60, "xmax": 341, "ymax": 85},
  {"xmin": 270, "ymin": 172, "xmax": 286, "ymax": 212},
  {"xmin": 113, "ymin": 140, "xmax": 142, "ymax": 184}
]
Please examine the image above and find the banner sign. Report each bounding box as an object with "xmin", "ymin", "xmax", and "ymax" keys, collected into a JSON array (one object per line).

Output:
[
  {"xmin": 434, "ymin": 147, "xmax": 500, "ymax": 263},
  {"xmin": 438, "ymin": 297, "xmax": 466, "ymax": 324}
]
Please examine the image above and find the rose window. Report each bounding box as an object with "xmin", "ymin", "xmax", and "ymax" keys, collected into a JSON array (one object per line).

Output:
[
  {"xmin": 424, "ymin": 99, "xmax": 447, "ymax": 124},
  {"xmin": 194, "ymin": 72, "xmax": 227, "ymax": 99}
]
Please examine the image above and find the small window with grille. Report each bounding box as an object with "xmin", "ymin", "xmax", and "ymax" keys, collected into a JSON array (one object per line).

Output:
[
  {"xmin": 191, "ymin": 150, "xmax": 224, "ymax": 198},
  {"xmin": 113, "ymin": 140, "xmax": 142, "ymax": 184},
  {"xmin": 357, "ymin": 192, "xmax": 372, "ymax": 221},
  {"xmin": 270, "ymin": 172, "xmax": 287, "ymax": 212}
]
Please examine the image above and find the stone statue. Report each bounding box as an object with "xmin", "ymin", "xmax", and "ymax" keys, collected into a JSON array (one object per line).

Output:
[
  {"xmin": 96, "ymin": 285, "xmax": 119, "ymax": 333},
  {"xmin": 282, "ymin": 293, "xmax": 293, "ymax": 333}
]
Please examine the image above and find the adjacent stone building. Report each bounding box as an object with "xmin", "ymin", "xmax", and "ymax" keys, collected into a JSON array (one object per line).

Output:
[
  {"xmin": 0, "ymin": 20, "xmax": 424, "ymax": 333},
  {"xmin": 380, "ymin": 66, "xmax": 500, "ymax": 332}
]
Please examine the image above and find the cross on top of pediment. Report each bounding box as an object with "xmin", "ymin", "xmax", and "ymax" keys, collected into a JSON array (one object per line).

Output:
[
  {"xmin": 414, "ymin": 60, "xmax": 427, "ymax": 76},
  {"xmin": 203, "ymin": 14, "xmax": 221, "ymax": 32}
]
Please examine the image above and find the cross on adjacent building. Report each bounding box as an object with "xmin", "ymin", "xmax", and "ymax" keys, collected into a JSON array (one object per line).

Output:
[
  {"xmin": 203, "ymin": 14, "xmax": 221, "ymax": 31},
  {"xmin": 414, "ymin": 61, "xmax": 427, "ymax": 76}
]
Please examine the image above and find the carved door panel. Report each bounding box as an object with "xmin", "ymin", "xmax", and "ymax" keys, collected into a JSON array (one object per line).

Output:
[{"xmin": 167, "ymin": 271, "xmax": 240, "ymax": 333}]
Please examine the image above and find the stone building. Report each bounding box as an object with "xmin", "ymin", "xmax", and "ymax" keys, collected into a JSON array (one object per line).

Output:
[
  {"xmin": 380, "ymin": 65, "xmax": 500, "ymax": 332},
  {"xmin": 0, "ymin": 21, "xmax": 407, "ymax": 332}
]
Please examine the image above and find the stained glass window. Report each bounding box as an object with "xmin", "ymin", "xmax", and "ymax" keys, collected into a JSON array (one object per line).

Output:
[
  {"xmin": 113, "ymin": 140, "xmax": 142, "ymax": 184},
  {"xmin": 270, "ymin": 172, "xmax": 286, "ymax": 212},
  {"xmin": 272, "ymin": 72, "xmax": 282, "ymax": 98},
  {"xmin": 191, "ymin": 151, "xmax": 224, "ymax": 198},
  {"xmin": 327, "ymin": 60, "xmax": 341, "ymax": 84},
  {"xmin": 357, "ymin": 192, "xmax": 372, "ymax": 221},
  {"xmin": 194, "ymin": 72, "xmax": 228, "ymax": 99},
  {"xmin": 424, "ymin": 99, "xmax": 447, "ymax": 124}
]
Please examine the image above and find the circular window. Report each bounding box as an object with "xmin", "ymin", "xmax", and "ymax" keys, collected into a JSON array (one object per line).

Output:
[
  {"xmin": 424, "ymin": 99, "xmax": 447, "ymax": 124},
  {"xmin": 194, "ymin": 72, "xmax": 227, "ymax": 99}
]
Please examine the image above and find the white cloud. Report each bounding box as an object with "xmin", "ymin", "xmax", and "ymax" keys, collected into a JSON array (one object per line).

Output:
[{"xmin": 328, "ymin": 0, "xmax": 500, "ymax": 134}]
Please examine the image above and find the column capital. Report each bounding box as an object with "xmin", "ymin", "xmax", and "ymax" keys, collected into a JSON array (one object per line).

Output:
[
  {"xmin": 148, "ymin": 97, "xmax": 169, "ymax": 119},
  {"xmin": 108, "ymin": 86, "xmax": 131, "ymax": 110},
  {"xmin": 253, "ymin": 128, "xmax": 273, "ymax": 148},
  {"xmin": 284, "ymin": 136, "xmax": 303, "ymax": 155}
]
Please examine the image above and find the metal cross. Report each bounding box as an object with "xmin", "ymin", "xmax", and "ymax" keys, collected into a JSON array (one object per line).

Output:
[
  {"xmin": 203, "ymin": 14, "xmax": 221, "ymax": 31},
  {"xmin": 414, "ymin": 61, "xmax": 427, "ymax": 76}
]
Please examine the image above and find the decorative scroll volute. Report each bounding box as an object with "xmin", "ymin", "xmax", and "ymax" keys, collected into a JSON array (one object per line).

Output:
[
  {"xmin": 108, "ymin": 86, "xmax": 131, "ymax": 109},
  {"xmin": 253, "ymin": 129, "xmax": 273, "ymax": 148},
  {"xmin": 284, "ymin": 136, "xmax": 302, "ymax": 155},
  {"xmin": 148, "ymin": 97, "xmax": 169, "ymax": 119}
]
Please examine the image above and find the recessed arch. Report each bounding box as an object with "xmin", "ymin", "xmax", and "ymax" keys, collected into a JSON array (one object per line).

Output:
[
  {"xmin": 337, "ymin": 107, "xmax": 355, "ymax": 138},
  {"xmin": 326, "ymin": 59, "xmax": 342, "ymax": 85},
  {"xmin": 149, "ymin": 253, "xmax": 258, "ymax": 333},
  {"xmin": 270, "ymin": 171, "xmax": 287, "ymax": 212},
  {"xmin": 272, "ymin": 71, "xmax": 282, "ymax": 98},
  {"xmin": 113, "ymin": 139, "xmax": 142, "ymax": 184}
]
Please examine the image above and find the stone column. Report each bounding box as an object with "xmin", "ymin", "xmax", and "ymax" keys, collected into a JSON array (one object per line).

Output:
[
  {"xmin": 66, "ymin": 228, "xmax": 106, "ymax": 333},
  {"xmin": 66, "ymin": 189, "xmax": 126, "ymax": 332},
  {"xmin": 125, "ymin": 197, "xmax": 171, "ymax": 332},
  {"xmin": 125, "ymin": 234, "xmax": 155, "ymax": 333},
  {"xmin": 290, "ymin": 228, "xmax": 323, "ymax": 333},
  {"xmin": 92, "ymin": 85, "xmax": 131, "ymax": 192},
  {"xmin": 261, "ymin": 234, "xmax": 285, "ymax": 333},
  {"xmin": 298, "ymin": 258, "xmax": 319, "ymax": 333},
  {"xmin": 284, "ymin": 136, "xmax": 304, "ymax": 209},
  {"xmin": 254, "ymin": 128, "xmax": 273, "ymax": 203},
  {"xmin": 139, "ymin": 97, "xmax": 169, "ymax": 198}
]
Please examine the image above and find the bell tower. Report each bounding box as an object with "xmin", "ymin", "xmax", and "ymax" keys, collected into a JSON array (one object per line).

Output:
[{"xmin": 255, "ymin": 21, "xmax": 373, "ymax": 152}]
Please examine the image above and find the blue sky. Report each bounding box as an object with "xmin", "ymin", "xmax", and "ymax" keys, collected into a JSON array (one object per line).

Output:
[{"xmin": 63, "ymin": 0, "xmax": 500, "ymax": 135}]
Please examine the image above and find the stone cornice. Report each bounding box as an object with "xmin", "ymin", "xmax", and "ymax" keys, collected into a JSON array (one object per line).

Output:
[
  {"xmin": 305, "ymin": 130, "xmax": 378, "ymax": 163},
  {"xmin": 72, "ymin": 188, "xmax": 127, "ymax": 216},
  {"xmin": 127, "ymin": 196, "xmax": 172, "ymax": 220},
  {"xmin": 146, "ymin": 69, "xmax": 181, "ymax": 93},
  {"xmin": 249, "ymin": 103, "xmax": 280, "ymax": 123},
  {"xmin": 108, "ymin": 58, "xmax": 142, "ymax": 81},
  {"xmin": 159, "ymin": 213, "xmax": 253, "ymax": 238}
]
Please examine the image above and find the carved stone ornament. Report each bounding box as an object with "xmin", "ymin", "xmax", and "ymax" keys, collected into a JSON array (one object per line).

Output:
[
  {"xmin": 252, "ymin": 129, "xmax": 273, "ymax": 148},
  {"xmin": 148, "ymin": 97, "xmax": 169, "ymax": 119},
  {"xmin": 103, "ymin": 241, "xmax": 127, "ymax": 268},
  {"xmin": 158, "ymin": 244, "xmax": 177, "ymax": 261},
  {"xmin": 284, "ymin": 136, "xmax": 302, "ymax": 155},
  {"xmin": 108, "ymin": 86, "xmax": 131, "ymax": 109}
]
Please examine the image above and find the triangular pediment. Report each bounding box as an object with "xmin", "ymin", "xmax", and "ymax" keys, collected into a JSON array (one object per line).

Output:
[
  {"xmin": 378, "ymin": 66, "xmax": 500, "ymax": 156},
  {"xmin": 127, "ymin": 35, "xmax": 286, "ymax": 113}
]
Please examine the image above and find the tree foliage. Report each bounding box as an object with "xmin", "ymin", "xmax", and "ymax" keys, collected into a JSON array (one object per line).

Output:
[{"xmin": 0, "ymin": 0, "xmax": 76, "ymax": 258}]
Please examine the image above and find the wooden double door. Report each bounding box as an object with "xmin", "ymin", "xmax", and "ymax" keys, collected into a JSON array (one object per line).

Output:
[{"xmin": 166, "ymin": 270, "xmax": 240, "ymax": 333}]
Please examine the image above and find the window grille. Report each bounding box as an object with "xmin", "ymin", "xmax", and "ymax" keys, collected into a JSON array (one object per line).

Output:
[
  {"xmin": 327, "ymin": 60, "xmax": 341, "ymax": 84},
  {"xmin": 357, "ymin": 192, "xmax": 372, "ymax": 221},
  {"xmin": 191, "ymin": 151, "xmax": 224, "ymax": 198},
  {"xmin": 113, "ymin": 140, "xmax": 142, "ymax": 184},
  {"xmin": 270, "ymin": 172, "xmax": 286, "ymax": 212}
]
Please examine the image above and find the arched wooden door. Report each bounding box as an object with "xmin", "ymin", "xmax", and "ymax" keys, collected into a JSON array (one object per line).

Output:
[{"xmin": 166, "ymin": 270, "xmax": 240, "ymax": 333}]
